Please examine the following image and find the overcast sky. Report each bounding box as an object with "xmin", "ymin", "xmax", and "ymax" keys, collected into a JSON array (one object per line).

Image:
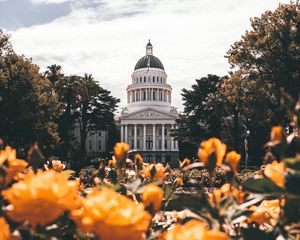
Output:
[{"xmin": 0, "ymin": 0, "xmax": 290, "ymax": 110}]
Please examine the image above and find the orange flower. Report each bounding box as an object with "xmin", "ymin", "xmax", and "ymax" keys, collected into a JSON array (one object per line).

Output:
[
  {"xmin": 225, "ymin": 151, "xmax": 241, "ymax": 173},
  {"xmin": 208, "ymin": 184, "xmax": 246, "ymax": 206},
  {"xmin": 3, "ymin": 170, "xmax": 79, "ymax": 227},
  {"xmin": 208, "ymin": 189, "xmax": 222, "ymax": 206},
  {"xmin": 142, "ymin": 185, "xmax": 163, "ymax": 213},
  {"xmin": 52, "ymin": 160, "xmax": 65, "ymax": 172},
  {"xmin": 108, "ymin": 158, "xmax": 117, "ymax": 168},
  {"xmin": 247, "ymin": 199, "xmax": 280, "ymax": 226},
  {"xmin": 0, "ymin": 217, "xmax": 10, "ymax": 240},
  {"xmin": 135, "ymin": 154, "xmax": 144, "ymax": 165},
  {"xmin": 0, "ymin": 146, "xmax": 28, "ymax": 185},
  {"xmin": 179, "ymin": 158, "xmax": 190, "ymax": 168},
  {"xmin": 271, "ymin": 126, "xmax": 283, "ymax": 144},
  {"xmin": 114, "ymin": 142, "xmax": 130, "ymax": 163},
  {"xmin": 71, "ymin": 187, "xmax": 151, "ymax": 240},
  {"xmin": 159, "ymin": 220, "xmax": 228, "ymax": 240},
  {"xmin": 264, "ymin": 161, "xmax": 285, "ymax": 188},
  {"xmin": 198, "ymin": 138, "xmax": 226, "ymax": 169},
  {"xmin": 143, "ymin": 163, "xmax": 165, "ymax": 180},
  {"xmin": 174, "ymin": 177, "xmax": 183, "ymax": 187}
]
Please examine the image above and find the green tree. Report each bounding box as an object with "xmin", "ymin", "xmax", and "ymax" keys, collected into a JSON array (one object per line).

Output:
[
  {"xmin": 224, "ymin": 3, "xmax": 300, "ymax": 162},
  {"xmin": 73, "ymin": 73, "xmax": 119, "ymax": 162},
  {"xmin": 0, "ymin": 30, "xmax": 61, "ymax": 150},
  {"xmin": 174, "ymin": 74, "xmax": 224, "ymax": 159},
  {"xmin": 226, "ymin": 3, "xmax": 300, "ymax": 102}
]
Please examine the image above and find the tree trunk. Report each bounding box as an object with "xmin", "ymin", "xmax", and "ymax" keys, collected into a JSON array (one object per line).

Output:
[{"xmin": 233, "ymin": 107, "xmax": 240, "ymax": 152}]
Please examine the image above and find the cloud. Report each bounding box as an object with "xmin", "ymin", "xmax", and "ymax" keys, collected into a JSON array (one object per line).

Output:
[
  {"xmin": 7, "ymin": 0, "xmax": 290, "ymax": 110},
  {"xmin": 30, "ymin": 0, "xmax": 72, "ymax": 4}
]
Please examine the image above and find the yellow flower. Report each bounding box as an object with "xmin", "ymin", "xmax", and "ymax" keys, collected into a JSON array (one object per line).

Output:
[
  {"xmin": 179, "ymin": 158, "xmax": 190, "ymax": 168},
  {"xmin": 225, "ymin": 151, "xmax": 241, "ymax": 173},
  {"xmin": 142, "ymin": 185, "xmax": 163, "ymax": 213},
  {"xmin": 159, "ymin": 220, "xmax": 228, "ymax": 240},
  {"xmin": 71, "ymin": 187, "xmax": 151, "ymax": 240},
  {"xmin": 3, "ymin": 170, "xmax": 79, "ymax": 227},
  {"xmin": 271, "ymin": 126, "xmax": 283, "ymax": 144},
  {"xmin": 143, "ymin": 163, "xmax": 165, "ymax": 180},
  {"xmin": 51, "ymin": 160, "xmax": 65, "ymax": 172},
  {"xmin": 114, "ymin": 142, "xmax": 130, "ymax": 163},
  {"xmin": 198, "ymin": 138, "xmax": 226, "ymax": 169},
  {"xmin": 0, "ymin": 146, "xmax": 28, "ymax": 185},
  {"xmin": 0, "ymin": 217, "xmax": 10, "ymax": 240},
  {"xmin": 247, "ymin": 199, "xmax": 280, "ymax": 226},
  {"xmin": 264, "ymin": 161, "xmax": 285, "ymax": 188}
]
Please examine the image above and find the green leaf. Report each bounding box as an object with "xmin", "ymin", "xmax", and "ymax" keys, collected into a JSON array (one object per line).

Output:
[
  {"xmin": 284, "ymin": 157, "xmax": 300, "ymax": 171},
  {"xmin": 243, "ymin": 177, "xmax": 284, "ymax": 194}
]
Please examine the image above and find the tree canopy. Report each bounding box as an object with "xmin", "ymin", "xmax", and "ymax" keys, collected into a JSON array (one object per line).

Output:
[{"xmin": 0, "ymin": 30, "xmax": 61, "ymax": 150}]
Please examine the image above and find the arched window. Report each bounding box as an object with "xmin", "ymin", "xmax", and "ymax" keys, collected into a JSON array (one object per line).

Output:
[
  {"xmin": 153, "ymin": 90, "xmax": 156, "ymax": 101},
  {"xmin": 153, "ymin": 76, "xmax": 155, "ymax": 82},
  {"xmin": 144, "ymin": 76, "xmax": 146, "ymax": 82},
  {"xmin": 160, "ymin": 77, "xmax": 162, "ymax": 83},
  {"xmin": 157, "ymin": 76, "xmax": 159, "ymax": 82}
]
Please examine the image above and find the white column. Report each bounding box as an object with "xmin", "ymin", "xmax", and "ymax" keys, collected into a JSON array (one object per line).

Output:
[
  {"xmin": 134, "ymin": 124, "xmax": 137, "ymax": 149},
  {"xmin": 139, "ymin": 89, "xmax": 142, "ymax": 101},
  {"xmin": 162, "ymin": 124, "xmax": 165, "ymax": 151},
  {"xmin": 145, "ymin": 89, "xmax": 148, "ymax": 101},
  {"xmin": 152, "ymin": 124, "xmax": 156, "ymax": 150},
  {"xmin": 174, "ymin": 126, "xmax": 178, "ymax": 150},
  {"xmin": 124, "ymin": 124, "xmax": 128, "ymax": 143},
  {"xmin": 171, "ymin": 124, "xmax": 174, "ymax": 150},
  {"xmin": 121, "ymin": 125, "xmax": 124, "ymax": 142},
  {"xmin": 143, "ymin": 124, "xmax": 146, "ymax": 150}
]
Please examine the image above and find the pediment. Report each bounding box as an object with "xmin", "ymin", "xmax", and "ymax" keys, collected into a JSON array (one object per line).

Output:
[{"xmin": 122, "ymin": 108, "xmax": 177, "ymax": 120}]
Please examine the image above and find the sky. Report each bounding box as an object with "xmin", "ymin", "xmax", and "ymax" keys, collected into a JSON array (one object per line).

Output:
[{"xmin": 0, "ymin": 0, "xmax": 290, "ymax": 111}]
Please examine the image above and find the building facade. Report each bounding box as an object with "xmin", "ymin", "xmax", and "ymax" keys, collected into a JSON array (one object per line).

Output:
[{"xmin": 119, "ymin": 41, "xmax": 179, "ymax": 163}]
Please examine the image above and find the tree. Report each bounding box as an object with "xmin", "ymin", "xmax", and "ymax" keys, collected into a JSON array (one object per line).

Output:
[
  {"xmin": 224, "ymin": 3, "xmax": 300, "ymax": 162},
  {"xmin": 226, "ymin": 3, "xmax": 300, "ymax": 102},
  {"xmin": 53, "ymin": 74, "xmax": 82, "ymax": 161},
  {"xmin": 73, "ymin": 73, "xmax": 119, "ymax": 162},
  {"xmin": 0, "ymin": 30, "xmax": 61, "ymax": 150},
  {"xmin": 44, "ymin": 64, "xmax": 64, "ymax": 86},
  {"xmin": 174, "ymin": 74, "xmax": 224, "ymax": 158}
]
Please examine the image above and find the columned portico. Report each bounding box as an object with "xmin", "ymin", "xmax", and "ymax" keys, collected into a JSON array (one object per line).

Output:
[{"xmin": 120, "ymin": 40, "xmax": 179, "ymax": 164}]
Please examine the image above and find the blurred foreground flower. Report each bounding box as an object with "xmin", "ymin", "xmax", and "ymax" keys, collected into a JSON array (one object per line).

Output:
[
  {"xmin": 143, "ymin": 163, "xmax": 165, "ymax": 180},
  {"xmin": 159, "ymin": 220, "xmax": 228, "ymax": 240},
  {"xmin": 71, "ymin": 187, "xmax": 151, "ymax": 240},
  {"xmin": 247, "ymin": 199, "xmax": 280, "ymax": 226},
  {"xmin": 114, "ymin": 142, "xmax": 130, "ymax": 167},
  {"xmin": 198, "ymin": 138, "xmax": 226, "ymax": 170},
  {"xmin": 0, "ymin": 146, "xmax": 28, "ymax": 185},
  {"xmin": 225, "ymin": 151, "xmax": 241, "ymax": 173},
  {"xmin": 142, "ymin": 185, "xmax": 163, "ymax": 213},
  {"xmin": 51, "ymin": 160, "xmax": 65, "ymax": 172},
  {"xmin": 3, "ymin": 170, "xmax": 79, "ymax": 227},
  {"xmin": 0, "ymin": 217, "xmax": 10, "ymax": 240},
  {"xmin": 179, "ymin": 158, "xmax": 190, "ymax": 169},
  {"xmin": 208, "ymin": 183, "xmax": 245, "ymax": 206},
  {"xmin": 264, "ymin": 161, "xmax": 285, "ymax": 188},
  {"xmin": 271, "ymin": 126, "xmax": 283, "ymax": 144}
]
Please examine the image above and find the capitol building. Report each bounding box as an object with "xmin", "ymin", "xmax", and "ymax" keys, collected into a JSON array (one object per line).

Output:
[{"xmin": 119, "ymin": 41, "xmax": 179, "ymax": 163}]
